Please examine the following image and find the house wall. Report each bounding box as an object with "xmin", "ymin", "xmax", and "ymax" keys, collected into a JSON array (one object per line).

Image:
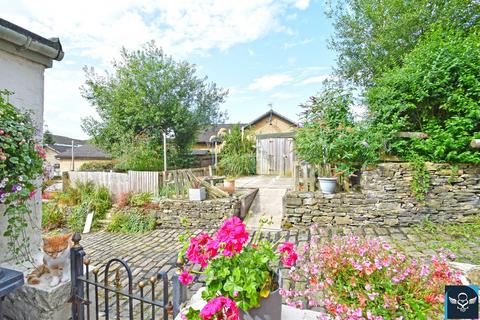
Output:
[
  {"xmin": 251, "ymin": 114, "xmax": 296, "ymax": 135},
  {"xmin": 0, "ymin": 50, "xmax": 45, "ymax": 263},
  {"xmin": 58, "ymin": 158, "xmax": 112, "ymax": 173}
]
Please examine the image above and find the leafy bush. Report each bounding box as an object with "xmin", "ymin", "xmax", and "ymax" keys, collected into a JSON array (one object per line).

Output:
[
  {"xmin": 53, "ymin": 181, "xmax": 112, "ymax": 231},
  {"xmin": 130, "ymin": 192, "xmax": 153, "ymax": 207},
  {"xmin": 295, "ymin": 82, "xmax": 381, "ymax": 177},
  {"xmin": 282, "ymin": 226, "xmax": 461, "ymax": 319},
  {"xmin": 79, "ymin": 161, "xmax": 115, "ymax": 171},
  {"xmin": 0, "ymin": 91, "xmax": 45, "ymax": 258},
  {"xmin": 42, "ymin": 202, "xmax": 65, "ymax": 231},
  {"xmin": 106, "ymin": 208, "xmax": 156, "ymax": 233},
  {"xmin": 218, "ymin": 124, "xmax": 256, "ymax": 177},
  {"xmin": 67, "ymin": 202, "xmax": 91, "ymax": 232},
  {"xmin": 367, "ymin": 27, "xmax": 480, "ymax": 163}
]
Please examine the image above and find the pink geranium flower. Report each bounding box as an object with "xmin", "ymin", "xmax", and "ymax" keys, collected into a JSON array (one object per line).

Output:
[
  {"xmin": 199, "ymin": 296, "xmax": 239, "ymax": 320},
  {"xmin": 179, "ymin": 271, "xmax": 193, "ymax": 285},
  {"xmin": 186, "ymin": 233, "xmax": 218, "ymax": 268},
  {"xmin": 215, "ymin": 216, "xmax": 249, "ymax": 256},
  {"xmin": 278, "ymin": 242, "xmax": 298, "ymax": 267}
]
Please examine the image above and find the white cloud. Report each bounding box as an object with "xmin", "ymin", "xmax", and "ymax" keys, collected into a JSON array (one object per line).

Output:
[
  {"xmin": 271, "ymin": 92, "xmax": 300, "ymax": 99},
  {"xmin": 283, "ymin": 38, "xmax": 313, "ymax": 49},
  {"xmin": 294, "ymin": 0, "xmax": 310, "ymax": 10},
  {"xmin": 1, "ymin": 0, "xmax": 305, "ymax": 138},
  {"xmin": 248, "ymin": 74, "xmax": 293, "ymax": 91},
  {"xmin": 297, "ymin": 75, "xmax": 330, "ymax": 85}
]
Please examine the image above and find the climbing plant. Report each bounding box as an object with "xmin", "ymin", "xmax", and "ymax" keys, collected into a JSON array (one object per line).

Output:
[
  {"xmin": 409, "ymin": 155, "xmax": 430, "ymax": 201},
  {"xmin": 0, "ymin": 90, "xmax": 45, "ymax": 261}
]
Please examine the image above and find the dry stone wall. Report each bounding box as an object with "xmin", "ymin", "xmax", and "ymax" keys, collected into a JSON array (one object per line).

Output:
[
  {"xmin": 283, "ymin": 163, "xmax": 480, "ymax": 228},
  {"xmin": 154, "ymin": 197, "xmax": 241, "ymax": 228}
]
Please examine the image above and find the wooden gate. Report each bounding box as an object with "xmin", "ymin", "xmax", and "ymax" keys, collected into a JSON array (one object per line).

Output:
[{"xmin": 256, "ymin": 132, "xmax": 295, "ymax": 176}]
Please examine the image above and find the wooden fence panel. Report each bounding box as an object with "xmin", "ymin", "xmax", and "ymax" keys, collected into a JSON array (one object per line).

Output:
[
  {"xmin": 128, "ymin": 171, "xmax": 160, "ymax": 197},
  {"xmin": 68, "ymin": 171, "xmax": 129, "ymax": 199},
  {"xmin": 68, "ymin": 167, "xmax": 211, "ymax": 199}
]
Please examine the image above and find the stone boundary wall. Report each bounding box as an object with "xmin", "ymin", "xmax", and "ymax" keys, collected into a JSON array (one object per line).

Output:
[
  {"xmin": 153, "ymin": 197, "xmax": 241, "ymax": 228},
  {"xmin": 283, "ymin": 163, "xmax": 480, "ymax": 228}
]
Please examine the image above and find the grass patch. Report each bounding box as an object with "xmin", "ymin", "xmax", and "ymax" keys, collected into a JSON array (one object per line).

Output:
[
  {"xmin": 412, "ymin": 216, "xmax": 480, "ymax": 264},
  {"xmin": 106, "ymin": 208, "xmax": 156, "ymax": 233}
]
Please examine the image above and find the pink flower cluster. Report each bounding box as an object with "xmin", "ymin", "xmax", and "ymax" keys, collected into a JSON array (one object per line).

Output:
[
  {"xmin": 185, "ymin": 217, "xmax": 249, "ymax": 269},
  {"xmin": 199, "ymin": 296, "xmax": 239, "ymax": 320},
  {"xmin": 280, "ymin": 225, "xmax": 461, "ymax": 319},
  {"xmin": 216, "ymin": 216, "xmax": 249, "ymax": 256},
  {"xmin": 186, "ymin": 233, "xmax": 218, "ymax": 268},
  {"xmin": 278, "ymin": 242, "xmax": 298, "ymax": 267}
]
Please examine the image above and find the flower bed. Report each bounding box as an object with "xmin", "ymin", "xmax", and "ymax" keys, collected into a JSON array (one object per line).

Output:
[{"xmin": 281, "ymin": 225, "xmax": 462, "ymax": 319}]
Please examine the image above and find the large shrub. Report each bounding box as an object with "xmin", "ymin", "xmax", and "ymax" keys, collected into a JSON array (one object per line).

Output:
[
  {"xmin": 367, "ymin": 27, "xmax": 480, "ymax": 163},
  {"xmin": 218, "ymin": 124, "xmax": 256, "ymax": 177},
  {"xmin": 295, "ymin": 83, "xmax": 381, "ymax": 177},
  {"xmin": 282, "ymin": 226, "xmax": 461, "ymax": 319},
  {"xmin": 106, "ymin": 208, "xmax": 156, "ymax": 233},
  {"xmin": 0, "ymin": 91, "xmax": 45, "ymax": 258}
]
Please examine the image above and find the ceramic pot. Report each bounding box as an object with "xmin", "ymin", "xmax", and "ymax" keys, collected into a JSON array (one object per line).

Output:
[
  {"xmin": 188, "ymin": 187, "xmax": 206, "ymax": 201},
  {"xmin": 318, "ymin": 177, "xmax": 337, "ymax": 194},
  {"xmin": 240, "ymin": 288, "xmax": 282, "ymax": 320}
]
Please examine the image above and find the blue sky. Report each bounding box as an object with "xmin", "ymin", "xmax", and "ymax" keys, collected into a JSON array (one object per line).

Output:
[{"xmin": 2, "ymin": 0, "xmax": 337, "ymax": 139}]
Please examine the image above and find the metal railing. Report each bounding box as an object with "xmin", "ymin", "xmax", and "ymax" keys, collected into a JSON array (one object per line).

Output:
[{"xmin": 70, "ymin": 232, "xmax": 186, "ymax": 320}]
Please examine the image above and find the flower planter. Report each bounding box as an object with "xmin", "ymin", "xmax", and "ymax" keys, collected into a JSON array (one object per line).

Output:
[
  {"xmin": 318, "ymin": 177, "xmax": 337, "ymax": 194},
  {"xmin": 240, "ymin": 288, "xmax": 282, "ymax": 320},
  {"xmin": 188, "ymin": 187, "xmax": 206, "ymax": 201},
  {"xmin": 223, "ymin": 179, "xmax": 235, "ymax": 194}
]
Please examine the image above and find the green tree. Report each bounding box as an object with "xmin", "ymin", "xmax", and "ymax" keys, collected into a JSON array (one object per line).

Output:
[
  {"xmin": 326, "ymin": 0, "xmax": 479, "ymax": 86},
  {"xmin": 43, "ymin": 129, "xmax": 54, "ymax": 145},
  {"xmin": 295, "ymin": 82, "xmax": 382, "ymax": 176},
  {"xmin": 367, "ymin": 27, "xmax": 480, "ymax": 163},
  {"xmin": 218, "ymin": 124, "xmax": 256, "ymax": 177},
  {"xmin": 81, "ymin": 42, "xmax": 227, "ymax": 161}
]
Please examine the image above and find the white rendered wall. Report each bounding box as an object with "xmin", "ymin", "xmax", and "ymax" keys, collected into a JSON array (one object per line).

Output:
[{"xmin": 0, "ymin": 50, "xmax": 45, "ymax": 263}]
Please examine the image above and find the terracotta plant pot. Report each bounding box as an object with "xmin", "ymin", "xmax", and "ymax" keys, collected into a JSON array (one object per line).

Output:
[
  {"xmin": 240, "ymin": 288, "xmax": 282, "ymax": 320},
  {"xmin": 223, "ymin": 179, "xmax": 235, "ymax": 194}
]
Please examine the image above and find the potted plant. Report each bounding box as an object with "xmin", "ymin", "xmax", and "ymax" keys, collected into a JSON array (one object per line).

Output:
[
  {"xmin": 177, "ymin": 217, "xmax": 298, "ymax": 320},
  {"xmin": 188, "ymin": 180, "xmax": 206, "ymax": 201},
  {"xmin": 223, "ymin": 177, "xmax": 236, "ymax": 194}
]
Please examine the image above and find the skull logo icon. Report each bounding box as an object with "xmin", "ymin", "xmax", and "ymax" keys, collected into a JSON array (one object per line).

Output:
[{"xmin": 449, "ymin": 292, "xmax": 478, "ymax": 312}]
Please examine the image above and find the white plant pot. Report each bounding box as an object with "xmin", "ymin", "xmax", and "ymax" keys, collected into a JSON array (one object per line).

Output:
[
  {"xmin": 318, "ymin": 177, "xmax": 337, "ymax": 194},
  {"xmin": 188, "ymin": 187, "xmax": 206, "ymax": 201}
]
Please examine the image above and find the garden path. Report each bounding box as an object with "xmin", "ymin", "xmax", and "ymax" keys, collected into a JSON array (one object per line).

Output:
[{"xmin": 236, "ymin": 175, "xmax": 293, "ymax": 230}]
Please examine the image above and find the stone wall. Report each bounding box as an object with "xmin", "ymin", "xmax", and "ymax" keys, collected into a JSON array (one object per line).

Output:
[
  {"xmin": 154, "ymin": 197, "xmax": 242, "ymax": 228},
  {"xmin": 283, "ymin": 162, "xmax": 480, "ymax": 228}
]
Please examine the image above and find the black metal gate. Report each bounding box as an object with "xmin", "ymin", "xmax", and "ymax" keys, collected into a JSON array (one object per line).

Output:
[{"xmin": 70, "ymin": 232, "xmax": 186, "ymax": 320}]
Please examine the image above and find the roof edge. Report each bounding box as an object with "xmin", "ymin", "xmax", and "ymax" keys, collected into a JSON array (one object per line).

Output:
[{"xmin": 0, "ymin": 18, "xmax": 64, "ymax": 67}]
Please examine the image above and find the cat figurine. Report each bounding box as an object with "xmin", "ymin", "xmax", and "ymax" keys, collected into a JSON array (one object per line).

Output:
[{"xmin": 27, "ymin": 233, "xmax": 72, "ymax": 286}]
